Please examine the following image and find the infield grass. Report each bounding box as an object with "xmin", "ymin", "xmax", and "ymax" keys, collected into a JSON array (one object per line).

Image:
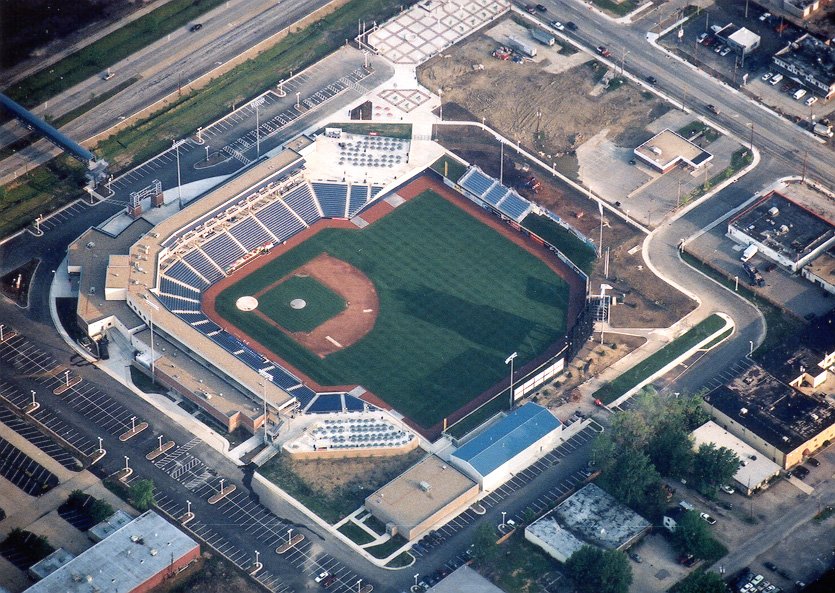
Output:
[
  {"xmin": 216, "ymin": 190, "xmax": 570, "ymax": 428},
  {"xmin": 258, "ymin": 275, "xmax": 345, "ymax": 333}
]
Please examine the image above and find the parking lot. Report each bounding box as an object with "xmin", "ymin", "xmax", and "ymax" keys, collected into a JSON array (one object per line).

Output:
[
  {"xmin": 0, "ymin": 436, "xmax": 59, "ymax": 496},
  {"xmin": 0, "ymin": 405, "xmax": 82, "ymax": 471}
]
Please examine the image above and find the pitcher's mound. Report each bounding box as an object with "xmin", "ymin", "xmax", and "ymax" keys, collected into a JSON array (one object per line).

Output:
[
  {"xmin": 290, "ymin": 298, "xmax": 307, "ymax": 310},
  {"xmin": 236, "ymin": 296, "xmax": 259, "ymax": 311}
]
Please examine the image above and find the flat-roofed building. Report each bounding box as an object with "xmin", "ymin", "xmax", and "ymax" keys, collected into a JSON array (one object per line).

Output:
[
  {"xmin": 24, "ymin": 511, "xmax": 199, "ymax": 593},
  {"xmin": 803, "ymin": 248, "xmax": 835, "ymax": 296},
  {"xmin": 526, "ymin": 483, "xmax": 650, "ymax": 562},
  {"xmin": 727, "ymin": 191, "xmax": 835, "ymax": 273},
  {"xmin": 633, "ymin": 129, "xmax": 713, "ymax": 173},
  {"xmin": 772, "ymin": 33, "xmax": 835, "ymax": 100},
  {"xmin": 717, "ymin": 24, "xmax": 761, "ymax": 55},
  {"xmin": 691, "ymin": 421, "xmax": 782, "ymax": 495},
  {"xmin": 426, "ymin": 565, "xmax": 507, "ymax": 593},
  {"xmin": 450, "ymin": 402, "xmax": 562, "ymax": 492},
  {"xmin": 364, "ymin": 454, "xmax": 478, "ymax": 540},
  {"xmin": 703, "ymin": 364, "xmax": 835, "ymax": 468}
]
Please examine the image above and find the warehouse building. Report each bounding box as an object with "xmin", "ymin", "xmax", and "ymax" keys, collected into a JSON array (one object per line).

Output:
[
  {"xmin": 364, "ymin": 455, "xmax": 479, "ymax": 540},
  {"xmin": 25, "ymin": 511, "xmax": 199, "ymax": 593},
  {"xmin": 772, "ymin": 34, "xmax": 835, "ymax": 100},
  {"xmin": 450, "ymin": 402, "xmax": 562, "ymax": 492}
]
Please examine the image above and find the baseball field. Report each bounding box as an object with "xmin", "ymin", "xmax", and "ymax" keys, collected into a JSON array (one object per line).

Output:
[{"xmin": 213, "ymin": 189, "xmax": 571, "ymax": 428}]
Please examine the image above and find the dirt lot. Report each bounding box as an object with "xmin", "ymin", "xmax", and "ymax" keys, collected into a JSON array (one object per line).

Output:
[
  {"xmin": 156, "ymin": 552, "xmax": 252, "ymax": 593},
  {"xmin": 434, "ymin": 124, "xmax": 696, "ymax": 329},
  {"xmin": 419, "ymin": 18, "xmax": 670, "ymax": 176}
]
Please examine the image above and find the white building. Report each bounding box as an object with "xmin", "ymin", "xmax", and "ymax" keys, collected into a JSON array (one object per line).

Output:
[{"xmin": 450, "ymin": 402, "xmax": 562, "ymax": 492}]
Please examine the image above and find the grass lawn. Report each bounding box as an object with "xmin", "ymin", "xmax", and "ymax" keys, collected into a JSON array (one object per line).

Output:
[
  {"xmin": 472, "ymin": 532, "xmax": 558, "ymax": 593},
  {"xmin": 385, "ymin": 552, "xmax": 414, "ymax": 568},
  {"xmin": 593, "ymin": 314, "xmax": 726, "ymax": 404},
  {"xmin": 521, "ymin": 212, "xmax": 596, "ymax": 275},
  {"xmin": 216, "ymin": 190, "xmax": 569, "ymax": 428},
  {"xmin": 591, "ymin": 0, "xmax": 640, "ymax": 17},
  {"xmin": 430, "ymin": 154, "xmax": 468, "ymax": 183},
  {"xmin": 337, "ymin": 522, "xmax": 375, "ymax": 545},
  {"xmin": 258, "ymin": 275, "xmax": 345, "ymax": 333},
  {"xmin": 328, "ymin": 122, "xmax": 413, "ymax": 140},
  {"xmin": 365, "ymin": 535, "xmax": 408, "ymax": 559},
  {"xmin": 446, "ymin": 393, "xmax": 508, "ymax": 439},
  {"xmin": 5, "ymin": 0, "xmax": 227, "ymax": 108}
]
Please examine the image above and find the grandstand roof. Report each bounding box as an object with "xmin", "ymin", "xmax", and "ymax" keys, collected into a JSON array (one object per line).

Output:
[{"xmin": 451, "ymin": 403, "xmax": 561, "ymax": 477}]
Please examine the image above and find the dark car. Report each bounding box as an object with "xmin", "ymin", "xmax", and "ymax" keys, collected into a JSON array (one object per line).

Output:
[
  {"xmin": 536, "ymin": 4, "xmax": 547, "ymax": 11},
  {"xmin": 765, "ymin": 561, "xmax": 779, "ymax": 571},
  {"xmin": 525, "ymin": 4, "xmax": 536, "ymax": 13},
  {"xmin": 190, "ymin": 23, "xmax": 203, "ymax": 32},
  {"xmin": 646, "ymin": 75, "xmax": 657, "ymax": 85},
  {"xmin": 807, "ymin": 457, "xmax": 820, "ymax": 467},
  {"xmin": 321, "ymin": 574, "xmax": 337, "ymax": 588},
  {"xmin": 793, "ymin": 465, "xmax": 810, "ymax": 479},
  {"xmin": 707, "ymin": 104, "xmax": 720, "ymax": 115},
  {"xmin": 678, "ymin": 553, "xmax": 697, "ymax": 567},
  {"xmin": 565, "ymin": 21, "xmax": 578, "ymax": 31}
]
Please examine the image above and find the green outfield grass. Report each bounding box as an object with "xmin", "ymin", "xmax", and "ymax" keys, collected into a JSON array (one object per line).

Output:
[
  {"xmin": 257, "ymin": 275, "xmax": 346, "ymax": 333},
  {"xmin": 216, "ymin": 190, "xmax": 570, "ymax": 428}
]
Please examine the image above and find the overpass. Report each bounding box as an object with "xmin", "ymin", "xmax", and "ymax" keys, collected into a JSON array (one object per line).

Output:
[{"xmin": 0, "ymin": 93, "xmax": 107, "ymax": 178}]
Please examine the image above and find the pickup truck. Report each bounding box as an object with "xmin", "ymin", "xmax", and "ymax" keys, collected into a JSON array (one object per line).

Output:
[{"xmin": 596, "ymin": 46, "xmax": 611, "ymax": 57}]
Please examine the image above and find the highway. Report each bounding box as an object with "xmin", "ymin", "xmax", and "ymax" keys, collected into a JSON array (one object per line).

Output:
[{"xmin": 0, "ymin": 0, "xmax": 332, "ymax": 185}]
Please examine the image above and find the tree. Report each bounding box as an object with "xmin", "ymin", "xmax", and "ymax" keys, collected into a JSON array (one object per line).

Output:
[
  {"xmin": 648, "ymin": 427, "xmax": 694, "ymax": 479},
  {"xmin": 673, "ymin": 570, "xmax": 729, "ymax": 593},
  {"xmin": 470, "ymin": 522, "xmax": 498, "ymax": 565},
  {"xmin": 565, "ymin": 546, "xmax": 632, "ymax": 593},
  {"xmin": 671, "ymin": 510, "xmax": 714, "ymax": 559},
  {"xmin": 129, "ymin": 479, "xmax": 156, "ymax": 512},
  {"xmin": 691, "ymin": 444, "xmax": 739, "ymax": 496},
  {"xmin": 600, "ymin": 448, "xmax": 659, "ymax": 509},
  {"xmin": 89, "ymin": 498, "xmax": 115, "ymax": 523}
]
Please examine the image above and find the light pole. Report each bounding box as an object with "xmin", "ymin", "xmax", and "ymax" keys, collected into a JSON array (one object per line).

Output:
[
  {"xmin": 147, "ymin": 300, "xmax": 160, "ymax": 382},
  {"xmin": 250, "ymin": 97, "xmax": 266, "ymax": 158},
  {"xmin": 98, "ymin": 437, "xmax": 104, "ymax": 453},
  {"xmin": 505, "ymin": 352, "xmax": 517, "ymax": 409},
  {"xmin": 158, "ymin": 434, "xmax": 164, "ymax": 450},
  {"xmin": 172, "ymin": 140, "xmax": 186, "ymax": 209},
  {"xmin": 501, "ymin": 511, "xmax": 507, "ymax": 529},
  {"xmin": 219, "ymin": 478, "xmax": 225, "ymax": 494},
  {"xmin": 205, "ymin": 146, "xmax": 210, "ymax": 162},
  {"xmin": 31, "ymin": 390, "xmax": 36, "ymax": 406},
  {"xmin": 0, "ymin": 324, "xmax": 4, "ymax": 341},
  {"xmin": 749, "ymin": 340, "xmax": 754, "ymax": 356},
  {"xmin": 186, "ymin": 500, "xmax": 192, "ymax": 515},
  {"xmin": 64, "ymin": 369, "xmax": 70, "ymax": 386},
  {"xmin": 356, "ymin": 579, "xmax": 362, "ymax": 592},
  {"xmin": 735, "ymin": 275, "xmax": 739, "ymax": 291},
  {"xmin": 287, "ymin": 528, "xmax": 293, "ymax": 544},
  {"xmin": 255, "ymin": 550, "xmax": 260, "ymax": 566},
  {"xmin": 295, "ymin": 92, "xmax": 301, "ymax": 110},
  {"xmin": 414, "ymin": 574, "xmax": 420, "ymax": 587},
  {"xmin": 124, "ymin": 455, "xmax": 130, "ymax": 472},
  {"xmin": 497, "ymin": 137, "xmax": 505, "ymax": 185},
  {"xmin": 259, "ymin": 370, "xmax": 272, "ymax": 444},
  {"xmin": 131, "ymin": 416, "xmax": 136, "ymax": 432}
]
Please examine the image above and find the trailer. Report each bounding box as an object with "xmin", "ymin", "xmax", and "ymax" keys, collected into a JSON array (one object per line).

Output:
[
  {"xmin": 507, "ymin": 35, "xmax": 537, "ymax": 58},
  {"xmin": 531, "ymin": 28, "xmax": 555, "ymax": 46},
  {"xmin": 740, "ymin": 244, "xmax": 758, "ymax": 262}
]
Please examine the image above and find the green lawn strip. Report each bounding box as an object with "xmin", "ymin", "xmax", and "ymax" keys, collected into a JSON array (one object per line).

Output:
[
  {"xmin": 590, "ymin": 0, "xmax": 640, "ymax": 17},
  {"xmin": 447, "ymin": 394, "xmax": 508, "ymax": 440},
  {"xmin": 685, "ymin": 148, "xmax": 754, "ymax": 203},
  {"xmin": 701, "ymin": 327, "xmax": 733, "ymax": 350},
  {"xmin": 337, "ymin": 522, "xmax": 376, "ymax": 545},
  {"xmin": 680, "ymin": 251, "xmax": 804, "ymax": 355},
  {"xmin": 216, "ymin": 191, "xmax": 569, "ymax": 428},
  {"xmin": 363, "ymin": 514, "xmax": 387, "ymax": 535},
  {"xmin": 520, "ymin": 212, "xmax": 596, "ymax": 275},
  {"xmin": 257, "ymin": 275, "xmax": 345, "ymax": 333},
  {"xmin": 385, "ymin": 552, "xmax": 414, "ymax": 568},
  {"xmin": 365, "ymin": 535, "xmax": 408, "ymax": 559},
  {"xmin": 430, "ymin": 154, "xmax": 468, "ymax": 183},
  {"xmin": 325, "ymin": 122, "xmax": 413, "ymax": 140},
  {"xmin": 593, "ymin": 314, "xmax": 727, "ymax": 404},
  {"xmin": 5, "ymin": 0, "xmax": 227, "ymax": 107}
]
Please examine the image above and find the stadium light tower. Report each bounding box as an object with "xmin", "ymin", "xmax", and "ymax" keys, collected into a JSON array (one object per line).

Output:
[{"xmin": 505, "ymin": 352, "xmax": 518, "ymax": 409}]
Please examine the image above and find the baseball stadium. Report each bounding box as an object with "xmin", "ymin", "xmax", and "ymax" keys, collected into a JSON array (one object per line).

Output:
[{"xmin": 109, "ymin": 130, "xmax": 589, "ymax": 439}]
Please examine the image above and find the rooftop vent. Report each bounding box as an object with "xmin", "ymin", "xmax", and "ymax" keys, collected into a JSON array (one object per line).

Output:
[
  {"xmin": 740, "ymin": 407, "xmax": 749, "ymax": 415},
  {"xmin": 768, "ymin": 207, "xmax": 779, "ymax": 217},
  {"xmin": 419, "ymin": 481, "xmax": 432, "ymax": 492}
]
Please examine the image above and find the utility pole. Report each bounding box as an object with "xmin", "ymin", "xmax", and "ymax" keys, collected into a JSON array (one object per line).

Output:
[{"xmin": 801, "ymin": 149, "xmax": 808, "ymax": 182}]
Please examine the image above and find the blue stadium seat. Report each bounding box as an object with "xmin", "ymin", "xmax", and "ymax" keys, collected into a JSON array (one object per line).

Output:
[
  {"xmin": 282, "ymin": 184, "xmax": 321, "ymax": 225},
  {"xmin": 183, "ymin": 250, "xmax": 224, "ymax": 282},
  {"xmin": 201, "ymin": 233, "xmax": 246, "ymax": 270},
  {"xmin": 254, "ymin": 201, "xmax": 305, "ymax": 242},
  {"xmin": 228, "ymin": 217, "xmax": 275, "ymax": 251},
  {"xmin": 165, "ymin": 261, "xmax": 209, "ymax": 289},
  {"xmin": 312, "ymin": 182, "xmax": 349, "ymax": 218}
]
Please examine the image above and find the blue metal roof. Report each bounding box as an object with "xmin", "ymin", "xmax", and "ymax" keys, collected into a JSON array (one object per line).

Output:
[{"xmin": 452, "ymin": 402, "xmax": 561, "ymax": 477}]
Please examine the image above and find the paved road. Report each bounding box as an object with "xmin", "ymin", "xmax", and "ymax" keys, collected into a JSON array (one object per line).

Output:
[{"xmin": 0, "ymin": 0, "xmax": 332, "ymax": 185}]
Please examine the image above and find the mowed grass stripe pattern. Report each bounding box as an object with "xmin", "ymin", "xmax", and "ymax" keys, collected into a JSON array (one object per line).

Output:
[
  {"xmin": 258, "ymin": 275, "xmax": 346, "ymax": 333},
  {"xmin": 216, "ymin": 191, "xmax": 569, "ymax": 427}
]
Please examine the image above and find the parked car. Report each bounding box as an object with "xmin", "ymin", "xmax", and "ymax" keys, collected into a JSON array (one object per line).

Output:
[
  {"xmin": 678, "ymin": 553, "xmax": 697, "ymax": 567},
  {"xmin": 697, "ymin": 32, "xmax": 708, "ymax": 44},
  {"xmin": 720, "ymin": 484, "xmax": 735, "ymax": 495},
  {"xmin": 714, "ymin": 44, "xmax": 724, "ymax": 54},
  {"xmin": 793, "ymin": 465, "xmax": 810, "ymax": 479},
  {"xmin": 765, "ymin": 562, "xmax": 779, "ymax": 572},
  {"xmin": 700, "ymin": 512, "xmax": 717, "ymax": 525},
  {"xmin": 769, "ymin": 73, "xmax": 783, "ymax": 85},
  {"xmin": 720, "ymin": 46, "xmax": 732, "ymax": 56},
  {"xmin": 190, "ymin": 23, "xmax": 203, "ymax": 32},
  {"xmin": 808, "ymin": 457, "xmax": 821, "ymax": 467},
  {"xmin": 315, "ymin": 572, "xmax": 330, "ymax": 583},
  {"xmin": 761, "ymin": 72, "xmax": 773, "ymax": 81},
  {"xmin": 759, "ymin": 12, "xmax": 771, "ymax": 22},
  {"xmin": 805, "ymin": 95, "xmax": 818, "ymax": 106},
  {"xmin": 630, "ymin": 552, "xmax": 643, "ymax": 563},
  {"xmin": 321, "ymin": 574, "xmax": 337, "ymax": 588},
  {"xmin": 550, "ymin": 21, "xmax": 565, "ymax": 31},
  {"xmin": 793, "ymin": 88, "xmax": 808, "ymax": 100}
]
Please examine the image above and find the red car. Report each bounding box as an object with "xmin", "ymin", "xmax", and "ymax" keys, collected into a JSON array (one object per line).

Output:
[
  {"xmin": 321, "ymin": 574, "xmax": 337, "ymax": 588},
  {"xmin": 596, "ymin": 46, "xmax": 612, "ymax": 57}
]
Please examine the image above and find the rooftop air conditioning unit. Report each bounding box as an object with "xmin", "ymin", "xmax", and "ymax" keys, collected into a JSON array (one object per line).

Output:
[
  {"xmin": 768, "ymin": 207, "xmax": 779, "ymax": 217},
  {"xmin": 419, "ymin": 481, "xmax": 432, "ymax": 492},
  {"xmin": 740, "ymin": 407, "xmax": 748, "ymax": 415}
]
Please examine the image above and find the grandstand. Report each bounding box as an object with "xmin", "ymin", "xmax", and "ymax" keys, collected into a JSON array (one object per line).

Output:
[{"xmin": 457, "ymin": 166, "xmax": 533, "ymax": 222}]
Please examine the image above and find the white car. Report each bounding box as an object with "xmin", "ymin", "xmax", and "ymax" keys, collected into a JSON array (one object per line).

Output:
[
  {"xmin": 759, "ymin": 12, "xmax": 771, "ymax": 22},
  {"xmin": 697, "ymin": 32, "xmax": 707, "ymax": 44},
  {"xmin": 805, "ymin": 96, "xmax": 818, "ymax": 106},
  {"xmin": 550, "ymin": 21, "xmax": 565, "ymax": 31},
  {"xmin": 761, "ymin": 72, "xmax": 772, "ymax": 81},
  {"xmin": 700, "ymin": 512, "xmax": 717, "ymax": 525},
  {"xmin": 315, "ymin": 571, "xmax": 330, "ymax": 583},
  {"xmin": 720, "ymin": 47, "xmax": 731, "ymax": 56},
  {"xmin": 720, "ymin": 484, "xmax": 735, "ymax": 494}
]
